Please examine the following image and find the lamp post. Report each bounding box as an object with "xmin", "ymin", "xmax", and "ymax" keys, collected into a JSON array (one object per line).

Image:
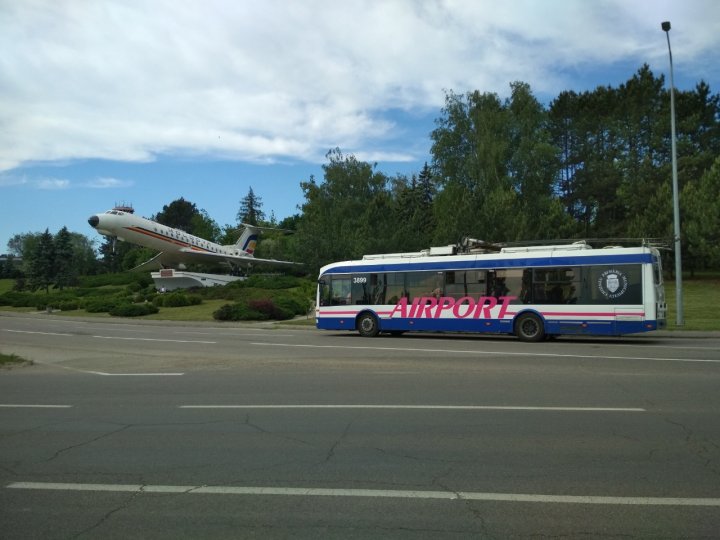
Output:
[{"xmin": 661, "ymin": 20, "xmax": 683, "ymax": 326}]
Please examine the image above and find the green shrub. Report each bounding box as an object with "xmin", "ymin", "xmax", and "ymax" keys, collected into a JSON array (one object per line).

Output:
[
  {"xmin": 126, "ymin": 282, "xmax": 143, "ymax": 293},
  {"xmin": 213, "ymin": 303, "xmax": 267, "ymax": 321},
  {"xmin": 0, "ymin": 292, "xmax": 39, "ymax": 307},
  {"xmin": 244, "ymin": 275, "xmax": 302, "ymax": 289},
  {"xmin": 154, "ymin": 292, "xmax": 203, "ymax": 308},
  {"xmin": 57, "ymin": 300, "xmax": 79, "ymax": 311},
  {"xmin": 75, "ymin": 286, "xmax": 127, "ymax": 297},
  {"xmin": 83, "ymin": 298, "xmax": 122, "ymax": 313},
  {"xmin": 109, "ymin": 303, "xmax": 159, "ymax": 317},
  {"xmin": 272, "ymin": 295, "xmax": 309, "ymax": 316},
  {"xmin": 211, "ymin": 296, "xmax": 302, "ymax": 322},
  {"xmin": 78, "ymin": 273, "xmax": 152, "ymax": 288}
]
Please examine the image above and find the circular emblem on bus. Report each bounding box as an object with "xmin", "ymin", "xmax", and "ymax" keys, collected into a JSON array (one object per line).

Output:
[{"xmin": 598, "ymin": 269, "xmax": 628, "ymax": 299}]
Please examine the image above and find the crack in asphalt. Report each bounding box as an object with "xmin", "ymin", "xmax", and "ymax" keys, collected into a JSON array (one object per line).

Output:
[
  {"xmin": 71, "ymin": 488, "xmax": 143, "ymax": 539},
  {"xmin": 432, "ymin": 473, "xmax": 493, "ymax": 538},
  {"xmin": 664, "ymin": 416, "xmax": 720, "ymax": 477},
  {"xmin": 44, "ymin": 424, "xmax": 131, "ymax": 463},
  {"xmin": 325, "ymin": 421, "xmax": 353, "ymax": 463},
  {"xmin": 242, "ymin": 414, "xmax": 313, "ymax": 447}
]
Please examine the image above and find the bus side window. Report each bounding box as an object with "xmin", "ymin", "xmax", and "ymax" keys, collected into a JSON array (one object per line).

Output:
[
  {"xmin": 371, "ymin": 273, "xmax": 386, "ymax": 304},
  {"xmin": 489, "ymin": 269, "xmax": 527, "ymax": 303},
  {"xmin": 532, "ymin": 267, "xmax": 579, "ymax": 304},
  {"xmin": 351, "ymin": 274, "xmax": 372, "ymax": 304},
  {"xmin": 446, "ymin": 270, "xmax": 486, "ymax": 299},
  {"xmin": 331, "ymin": 277, "xmax": 352, "ymax": 305},
  {"xmin": 385, "ymin": 273, "xmax": 404, "ymax": 304},
  {"xmin": 405, "ymin": 271, "xmax": 442, "ymax": 301}
]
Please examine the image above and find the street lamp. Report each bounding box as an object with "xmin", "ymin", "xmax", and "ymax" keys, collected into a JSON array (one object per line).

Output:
[{"xmin": 661, "ymin": 20, "xmax": 683, "ymax": 326}]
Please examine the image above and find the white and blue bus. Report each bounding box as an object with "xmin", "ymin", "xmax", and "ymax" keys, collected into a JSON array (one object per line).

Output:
[{"xmin": 316, "ymin": 242, "xmax": 666, "ymax": 341}]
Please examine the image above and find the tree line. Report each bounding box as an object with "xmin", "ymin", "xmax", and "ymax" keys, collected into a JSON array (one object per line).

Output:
[
  {"xmin": 4, "ymin": 64, "xmax": 719, "ymax": 287},
  {"xmin": 293, "ymin": 66, "xmax": 719, "ymax": 274}
]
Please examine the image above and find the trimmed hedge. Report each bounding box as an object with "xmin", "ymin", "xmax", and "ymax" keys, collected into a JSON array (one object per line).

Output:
[
  {"xmin": 78, "ymin": 273, "xmax": 152, "ymax": 288},
  {"xmin": 109, "ymin": 303, "xmax": 160, "ymax": 317},
  {"xmin": 57, "ymin": 300, "xmax": 79, "ymax": 311},
  {"xmin": 83, "ymin": 297, "xmax": 126, "ymax": 313},
  {"xmin": 213, "ymin": 294, "xmax": 309, "ymax": 321},
  {"xmin": 213, "ymin": 303, "xmax": 266, "ymax": 321},
  {"xmin": 153, "ymin": 293, "xmax": 202, "ymax": 308},
  {"xmin": 0, "ymin": 292, "xmax": 42, "ymax": 308}
]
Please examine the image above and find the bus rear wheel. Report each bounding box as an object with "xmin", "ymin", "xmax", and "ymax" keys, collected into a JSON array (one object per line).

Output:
[
  {"xmin": 515, "ymin": 313, "xmax": 545, "ymax": 342},
  {"xmin": 357, "ymin": 313, "xmax": 380, "ymax": 337}
]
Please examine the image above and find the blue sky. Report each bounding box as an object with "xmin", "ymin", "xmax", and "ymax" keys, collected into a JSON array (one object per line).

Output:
[{"xmin": 1, "ymin": 0, "xmax": 719, "ymax": 253}]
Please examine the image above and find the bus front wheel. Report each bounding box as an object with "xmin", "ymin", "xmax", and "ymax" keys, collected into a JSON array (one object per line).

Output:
[
  {"xmin": 357, "ymin": 313, "xmax": 380, "ymax": 337},
  {"xmin": 515, "ymin": 313, "xmax": 545, "ymax": 342}
]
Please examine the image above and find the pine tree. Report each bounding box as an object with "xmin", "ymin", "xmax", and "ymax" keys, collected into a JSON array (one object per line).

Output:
[
  {"xmin": 54, "ymin": 227, "xmax": 76, "ymax": 289},
  {"xmin": 237, "ymin": 187, "xmax": 265, "ymax": 226},
  {"xmin": 27, "ymin": 229, "xmax": 55, "ymax": 293}
]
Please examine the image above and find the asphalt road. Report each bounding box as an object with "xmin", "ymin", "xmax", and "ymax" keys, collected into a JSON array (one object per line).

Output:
[{"xmin": 1, "ymin": 312, "xmax": 719, "ymax": 539}]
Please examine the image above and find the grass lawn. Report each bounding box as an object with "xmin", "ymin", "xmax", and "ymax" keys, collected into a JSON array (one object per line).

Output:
[
  {"xmin": 143, "ymin": 299, "xmax": 232, "ymax": 321},
  {"xmin": 665, "ymin": 275, "xmax": 720, "ymax": 331},
  {"xmin": 0, "ymin": 279, "xmax": 14, "ymax": 294}
]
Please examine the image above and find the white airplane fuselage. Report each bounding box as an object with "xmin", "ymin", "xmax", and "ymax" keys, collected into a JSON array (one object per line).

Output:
[
  {"xmin": 88, "ymin": 208, "xmax": 250, "ymax": 258},
  {"xmin": 87, "ymin": 207, "xmax": 297, "ymax": 271}
]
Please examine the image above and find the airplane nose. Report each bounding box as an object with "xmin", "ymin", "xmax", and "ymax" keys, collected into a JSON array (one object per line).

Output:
[{"xmin": 88, "ymin": 215, "xmax": 99, "ymax": 228}]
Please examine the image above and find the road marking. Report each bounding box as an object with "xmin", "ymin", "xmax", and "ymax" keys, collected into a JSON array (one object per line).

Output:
[
  {"xmin": 92, "ymin": 336, "xmax": 215, "ymax": 344},
  {"xmin": 251, "ymin": 342, "xmax": 720, "ymax": 364},
  {"xmin": 4, "ymin": 328, "xmax": 214, "ymax": 344},
  {"xmin": 179, "ymin": 331, "xmax": 296, "ymax": 337},
  {"xmin": 179, "ymin": 405, "xmax": 645, "ymax": 412},
  {"xmin": 7, "ymin": 482, "xmax": 719, "ymax": 507},
  {"xmin": 33, "ymin": 362, "xmax": 184, "ymax": 377},
  {"xmin": 0, "ymin": 404, "xmax": 72, "ymax": 408},
  {"xmin": 87, "ymin": 371, "xmax": 185, "ymax": 376},
  {"xmin": 4, "ymin": 329, "xmax": 73, "ymax": 336}
]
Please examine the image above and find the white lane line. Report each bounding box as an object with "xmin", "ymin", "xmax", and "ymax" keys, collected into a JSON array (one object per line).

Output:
[
  {"xmin": 179, "ymin": 405, "xmax": 645, "ymax": 412},
  {"xmin": 4, "ymin": 329, "xmax": 73, "ymax": 337},
  {"xmin": 251, "ymin": 342, "xmax": 720, "ymax": 364},
  {"xmin": 7, "ymin": 482, "xmax": 720, "ymax": 507},
  {"xmin": 4, "ymin": 328, "xmax": 214, "ymax": 345},
  {"xmin": 92, "ymin": 336, "xmax": 215, "ymax": 344},
  {"xmin": 179, "ymin": 331, "xmax": 295, "ymax": 337},
  {"xmin": 33, "ymin": 362, "xmax": 184, "ymax": 377},
  {"xmin": 0, "ymin": 404, "xmax": 72, "ymax": 408},
  {"xmin": 606, "ymin": 343, "xmax": 720, "ymax": 352},
  {"xmin": 87, "ymin": 371, "xmax": 185, "ymax": 377}
]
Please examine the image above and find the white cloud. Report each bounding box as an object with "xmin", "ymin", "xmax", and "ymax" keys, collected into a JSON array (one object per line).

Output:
[
  {"xmin": 85, "ymin": 177, "xmax": 134, "ymax": 189},
  {"xmin": 0, "ymin": 0, "xmax": 718, "ymax": 172},
  {"xmin": 0, "ymin": 174, "xmax": 29, "ymax": 187},
  {"xmin": 37, "ymin": 178, "xmax": 71, "ymax": 190}
]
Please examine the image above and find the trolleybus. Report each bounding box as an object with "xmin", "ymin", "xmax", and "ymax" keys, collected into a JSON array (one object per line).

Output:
[{"xmin": 316, "ymin": 242, "xmax": 666, "ymax": 341}]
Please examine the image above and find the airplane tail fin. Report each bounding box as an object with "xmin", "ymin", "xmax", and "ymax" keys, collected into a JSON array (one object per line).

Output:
[{"xmin": 232, "ymin": 223, "xmax": 260, "ymax": 256}]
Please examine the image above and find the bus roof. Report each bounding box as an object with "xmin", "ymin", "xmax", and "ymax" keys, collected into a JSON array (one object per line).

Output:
[{"xmin": 319, "ymin": 244, "xmax": 658, "ymax": 276}]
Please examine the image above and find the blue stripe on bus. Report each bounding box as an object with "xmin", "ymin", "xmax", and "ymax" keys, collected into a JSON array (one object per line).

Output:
[
  {"xmin": 316, "ymin": 316, "xmax": 658, "ymax": 336},
  {"xmin": 322, "ymin": 253, "xmax": 653, "ymax": 275}
]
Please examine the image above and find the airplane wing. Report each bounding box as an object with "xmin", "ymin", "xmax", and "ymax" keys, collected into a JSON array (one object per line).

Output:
[
  {"xmin": 130, "ymin": 249, "xmax": 300, "ymax": 272},
  {"xmin": 130, "ymin": 253, "xmax": 165, "ymax": 272}
]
